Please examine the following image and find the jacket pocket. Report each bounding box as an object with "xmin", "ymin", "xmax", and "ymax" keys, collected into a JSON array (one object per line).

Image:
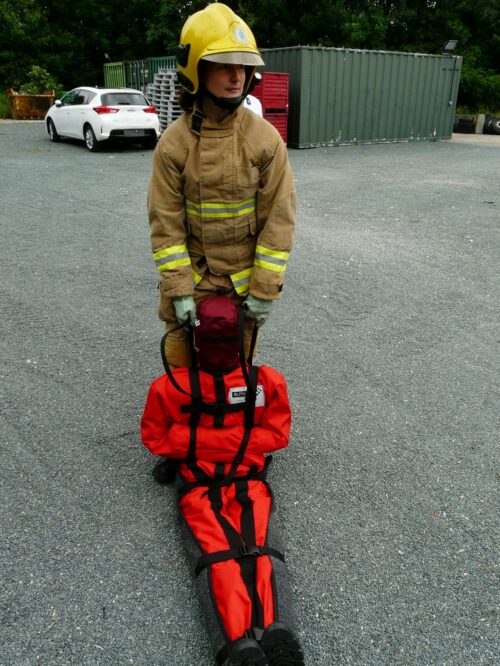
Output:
[{"xmin": 236, "ymin": 166, "xmax": 259, "ymax": 200}]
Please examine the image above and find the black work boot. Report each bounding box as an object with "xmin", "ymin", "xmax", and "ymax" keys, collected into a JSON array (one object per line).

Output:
[
  {"xmin": 225, "ymin": 637, "xmax": 268, "ymax": 666},
  {"xmin": 260, "ymin": 623, "xmax": 304, "ymax": 665}
]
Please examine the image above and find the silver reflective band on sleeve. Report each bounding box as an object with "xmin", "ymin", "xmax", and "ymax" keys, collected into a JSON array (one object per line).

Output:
[
  {"xmin": 153, "ymin": 244, "xmax": 191, "ymax": 273},
  {"xmin": 254, "ymin": 245, "xmax": 289, "ymax": 273},
  {"xmin": 230, "ymin": 268, "xmax": 252, "ymax": 295}
]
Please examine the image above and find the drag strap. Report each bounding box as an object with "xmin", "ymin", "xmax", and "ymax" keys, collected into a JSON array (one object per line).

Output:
[
  {"xmin": 160, "ymin": 328, "xmax": 192, "ymax": 398},
  {"xmin": 238, "ymin": 307, "xmax": 258, "ymax": 387},
  {"xmin": 199, "ymin": 364, "xmax": 259, "ymax": 497},
  {"xmin": 195, "ymin": 544, "xmax": 285, "ymax": 577},
  {"xmin": 213, "ymin": 364, "xmax": 258, "ymax": 488}
]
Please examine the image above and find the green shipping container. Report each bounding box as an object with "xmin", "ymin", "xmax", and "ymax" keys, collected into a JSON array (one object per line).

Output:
[
  {"xmin": 261, "ymin": 46, "xmax": 462, "ymax": 148},
  {"xmin": 104, "ymin": 57, "xmax": 177, "ymax": 92},
  {"xmin": 103, "ymin": 62, "xmax": 127, "ymax": 88},
  {"xmin": 148, "ymin": 56, "xmax": 177, "ymax": 80},
  {"xmin": 127, "ymin": 60, "xmax": 149, "ymax": 91}
]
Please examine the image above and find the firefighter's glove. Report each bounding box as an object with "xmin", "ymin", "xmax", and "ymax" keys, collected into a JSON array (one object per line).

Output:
[
  {"xmin": 173, "ymin": 295, "xmax": 196, "ymax": 327},
  {"xmin": 243, "ymin": 295, "xmax": 273, "ymax": 326}
]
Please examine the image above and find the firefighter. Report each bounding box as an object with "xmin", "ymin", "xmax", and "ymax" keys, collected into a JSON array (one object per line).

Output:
[
  {"xmin": 141, "ymin": 296, "xmax": 304, "ymax": 665},
  {"xmin": 147, "ymin": 3, "xmax": 296, "ymax": 368}
]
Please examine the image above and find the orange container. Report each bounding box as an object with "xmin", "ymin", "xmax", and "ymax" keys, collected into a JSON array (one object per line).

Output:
[{"xmin": 6, "ymin": 89, "xmax": 55, "ymax": 120}]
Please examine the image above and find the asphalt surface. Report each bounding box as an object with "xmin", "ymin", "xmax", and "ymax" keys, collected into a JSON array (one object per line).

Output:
[{"xmin": 0, "ymin": 122, "xmax": 498, "ymax": 666}]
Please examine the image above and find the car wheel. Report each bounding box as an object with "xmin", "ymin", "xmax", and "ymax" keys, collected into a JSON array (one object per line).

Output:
[
  {"xmin": 453, "ymin": 115, "xmax": 475, "ymax": 134},
  {"xmin": 47, "ymin": 118, "xmax": 61, "ymax": 142},
  {"xmin": 84, "ymin": 124, "xmax": 100, "ymax": 152},
  {"xmin": 141, "ymin": 137, "xmax": 158, "ymax": 150},
  {"xmin": 483, "ymin": 116, "xmax": 494, "ymax": 134},
  {"xmin": 490, "ymin": 118, "xmax": 500, "ymax": 135}
]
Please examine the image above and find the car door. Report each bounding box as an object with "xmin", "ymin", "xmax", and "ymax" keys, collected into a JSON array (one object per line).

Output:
[
  {"xmin": 52, "ymin": 89, "xmax": 79, "ymax": 136},
  {"xmin": 63, "ymin": 89, "xmax": 93, "ymax": 139}
]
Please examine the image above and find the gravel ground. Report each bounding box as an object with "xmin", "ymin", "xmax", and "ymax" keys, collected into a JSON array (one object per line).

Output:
[{"xmin": 0, "ymin": 121, "xmax": 498, "ymax": 665}]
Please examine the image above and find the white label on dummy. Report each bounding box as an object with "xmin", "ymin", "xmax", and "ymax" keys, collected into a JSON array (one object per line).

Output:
[{"xmin": 228, "ymin": 385, "xmax": 265, "ymax": 407}]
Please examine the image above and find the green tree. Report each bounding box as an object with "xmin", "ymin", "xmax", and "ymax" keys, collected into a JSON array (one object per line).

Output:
[
  {"xmin": 0, "ymin": 0, "xmax": 47, "ymax": 89},
  {"xmin": 1, "ymin": 0, "xmax": 498, "ymax": 110}
]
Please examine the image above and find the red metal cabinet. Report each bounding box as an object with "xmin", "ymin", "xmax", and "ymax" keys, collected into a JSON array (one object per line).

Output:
[{"xmin": 252, "ymin": 72, "xmax": 289, "ymax": 144}]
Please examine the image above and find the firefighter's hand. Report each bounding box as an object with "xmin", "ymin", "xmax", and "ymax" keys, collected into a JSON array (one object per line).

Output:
[
  {"xmin": 173, "ymin": 295, "xmax": 196, "ymax": 327},
  {"xmin": 243, "ymin": 295, "xmax": 273, "ymax": 326}
]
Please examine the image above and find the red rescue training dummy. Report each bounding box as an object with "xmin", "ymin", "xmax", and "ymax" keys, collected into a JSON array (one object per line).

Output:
[{"xmin": 141, "ymin": 296, "xmax": 304, "ymax": 665}]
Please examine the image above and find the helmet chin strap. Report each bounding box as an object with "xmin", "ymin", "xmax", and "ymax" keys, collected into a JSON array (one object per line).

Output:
[{"xmin": 201, "ymin": 84, "xmax": 246, "ymax": 111}]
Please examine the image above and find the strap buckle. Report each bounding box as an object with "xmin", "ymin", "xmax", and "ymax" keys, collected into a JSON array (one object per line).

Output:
[{"xmin": 239, "ymin": 544, "xmax": 262, "ymax": 558}]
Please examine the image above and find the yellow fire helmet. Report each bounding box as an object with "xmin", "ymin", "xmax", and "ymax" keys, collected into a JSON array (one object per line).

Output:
[{"xmin": 176, "ymin": 3, "xmax": 265, "ymax": 95}]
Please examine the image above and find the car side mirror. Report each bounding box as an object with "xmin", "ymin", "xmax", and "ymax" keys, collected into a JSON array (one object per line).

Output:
[{"xmin": 55, "ymin": 100, "xmax": 62, "ymax": 107}]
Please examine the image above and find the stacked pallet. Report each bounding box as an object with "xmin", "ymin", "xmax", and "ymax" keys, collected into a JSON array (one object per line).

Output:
[
  {"xmin": 145, "ymin": 68, "xmax": 291, "ymax": 140},
  {"xmin": 252, "ymin": 72, "xmax": 289, "ymax": 144},
  {"xmin": 146, "ymin": 68, "xmax": 182, "ymax": 133}
]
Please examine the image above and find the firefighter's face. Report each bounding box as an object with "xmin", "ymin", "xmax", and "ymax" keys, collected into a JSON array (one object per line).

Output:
[{"xmin": 203, "ymin": 62, "xmax": 245, "ymax": 98}]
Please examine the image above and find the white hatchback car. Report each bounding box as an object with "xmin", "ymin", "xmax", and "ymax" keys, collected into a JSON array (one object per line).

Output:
[{"xmin": 45, "ymin": 87, "xmax": 160, "ymax": 151}]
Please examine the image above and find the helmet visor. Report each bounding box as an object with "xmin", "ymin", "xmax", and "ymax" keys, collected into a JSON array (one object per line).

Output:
[{"xmin": 201, "ymin": 51, "xmax": 264, "ymax": 66}]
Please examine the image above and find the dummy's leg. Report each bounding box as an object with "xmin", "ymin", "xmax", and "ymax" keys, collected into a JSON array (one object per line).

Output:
[
  {"xmin": 234, "ymin": 479, "xmax": 304, "ymax": 665},
  {"xmin": 179, "ymin": 484, "xmax": 262, "ymax": 658},
  {"xmin": 178, "ymin": 480, "xmax": 304, "ymax": 665}
]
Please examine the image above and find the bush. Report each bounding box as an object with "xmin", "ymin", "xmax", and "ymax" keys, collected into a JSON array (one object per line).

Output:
[
  {"xmin": 19, "ymin": 66, "xmax": 60, "ymax": 94},
  {"xmin": 0, "ymin": 93, "xmax": 12, "ymax": 119},
  {"xmin": 458, "ymin": 63, "xmax": 500, "ymax": 115}
]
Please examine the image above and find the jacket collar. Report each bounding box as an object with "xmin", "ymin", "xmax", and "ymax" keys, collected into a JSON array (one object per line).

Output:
[{"xmin": 190, "ymin": 101, "xmax": 244, "ymax": 137}]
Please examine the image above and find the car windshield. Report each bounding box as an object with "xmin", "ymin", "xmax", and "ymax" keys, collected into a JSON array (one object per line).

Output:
[{"xmin": 101, "ymin": 92, "xmax": 148, "ymax": 106}]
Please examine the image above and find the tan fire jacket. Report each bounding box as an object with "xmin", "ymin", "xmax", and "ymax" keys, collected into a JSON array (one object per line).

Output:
[{"xmin": 147, "ymin": 103, "xmax": 296, "ymax": 304}]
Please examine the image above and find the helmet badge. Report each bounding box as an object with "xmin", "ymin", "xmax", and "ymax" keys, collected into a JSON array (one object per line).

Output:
[{"xmin": 233, "ymin": 27, "xmax": 248, "ymax": 43}]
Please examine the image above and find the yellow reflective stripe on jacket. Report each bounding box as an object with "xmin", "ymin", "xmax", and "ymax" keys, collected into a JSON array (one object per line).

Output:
[
  {"xmin": 230, "ymin": 267, "xmax": 252, "ymax": 295},
  {"xmin": 153, "ymin": 244, "xmax": 191, "ymax": 272},
  {"xmin": 192, "ymin": 269, "xmax": 202, "ymax": 286},
  {"xmin": 185, "ymin": 197, "xmax": 255, "ymax": 219},
  {"xmin": 254, "ymin": 245, "xmax": 290, "ymax": 273}
]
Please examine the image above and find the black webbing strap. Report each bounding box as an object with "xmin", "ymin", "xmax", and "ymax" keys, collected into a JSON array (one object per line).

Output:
[
  {"xmin": 236, "ymin": 477, "xmax": 262, "ymax": 628},
  {"xmin": 160, "ymin": 327, "xmax": 192, "ymax": 398},
  {"xmin": 180, "ymin": 401, "xmax": 245, "ymax": 416},
  {"xmin": 159, "ymin": 325, "xmax": 204, "ymax": 462},
  {"xmin": 194, "ymin": 544, "xmax": 285, "ymax": 577},
  {"xmin": 238, "ymin": 307, "xmax": 258, "ymax": 389},
  {"xmin": 234, "ymin": 363, "xmax": 258, "ymax": 462},
  {"xmin": 187, "ymin": 368, "xmax": 202, "ymax": 461},
  {"xmin": 176, "ymin": 457, "xmax": 272, "ymax": 499},
  {"xmin": 213, "ymin": 373, "xmax": 227, "ymax": 428},
  {"xmin": 216, "ymin": 627, "xmax": 265, "ymax": 665},
  {"xmin": 203, "ymin": 363, "xmax": 258, "ymax": 495}
]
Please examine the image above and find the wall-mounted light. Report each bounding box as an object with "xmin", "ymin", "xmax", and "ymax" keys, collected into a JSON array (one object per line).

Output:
[{"xmin": 441, "ymin": 40, "xmax": 458, "ymax": 55}]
